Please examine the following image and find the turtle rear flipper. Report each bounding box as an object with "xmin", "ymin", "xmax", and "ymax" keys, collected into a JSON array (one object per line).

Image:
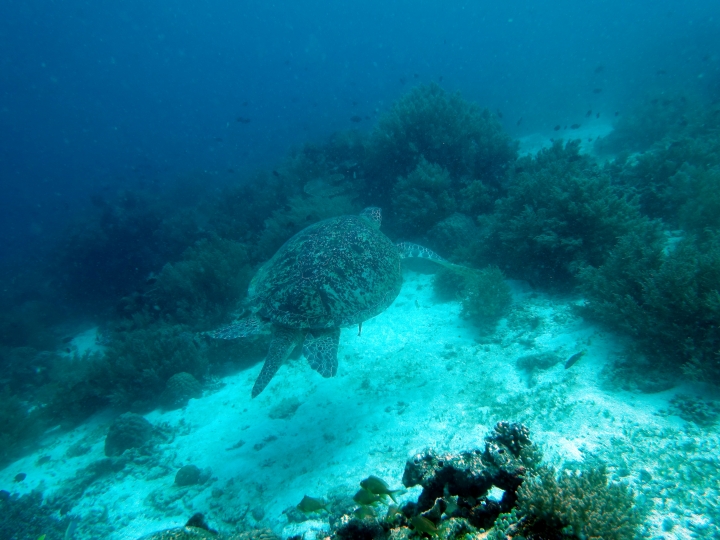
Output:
[
  {"xmin": 206, "ymin": 315, "xmax": 264, "ymax": 340},
  {"xmin": 303, "ymin": 328, "xmax": 340, "ymax": 378},
  {"xmin": 252, "ymin": 326, "xmax": 304, "ymax": 398}
]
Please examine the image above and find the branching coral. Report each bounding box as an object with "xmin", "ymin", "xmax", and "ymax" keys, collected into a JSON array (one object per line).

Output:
[
  {"xmin": 581, "ymin": 230, "xmax": 720, "ymax": 383},
  {"xmin": 515, "ymin": 465, "xmax": 642, "ymax": 540},
  {"xmin": 367, "ymin": 83, "xmax": 516, "ymax": 206},
  {"xmin": 148, "ymin": 236, "xmax": 252, "ymax": 327},
  {"xmin": 392, "ymin": 157, "xmax": 456, "ymax": 235},
  {"xmin": 460, "ymin": 267, "xmax": 512, "ymax": 332},
  {"xmin": 485, "ymin": 139, "xmax": 646, "ymax": 287}
]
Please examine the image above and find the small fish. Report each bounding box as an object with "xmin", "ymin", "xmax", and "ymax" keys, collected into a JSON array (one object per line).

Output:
[
  {"xmin": 586, "ymin": 110, "xmax": 592, "ymax": 117},
  {"xmin": 296, "ymin": 495, "xmax": 328, "ymax": 514},
  {"xmin": 64, "ymin": 518, "xmax": 78, "ymax": 539},
  {"xmin": 592, "ymin": 88, "xmax": 602, "ymax": 93},
  {"xmin": 565, "ymin": 350, "xmax": 586, "ymax": 369},
  {"xmin": 399, "ymin": 77, "xmax": 406, "ymax": 85},
  {"xmin": 411, "ymin": 515, "xmax": 438, "ymax": 536},
  {"xmin": 14, "ymin": 472, "xmax": 26, "ymax": 482},
  {"xmin": 516, "ymin": 117, "xmax": 523, "ymax": 126},
  {"xmin": 354, "ymin": 506, "xmax": 376, "ymax": 519},
  {"xmin": 596, "ymin": 113, "xmax": 600, "ymax": 119},
  {"xmin": 350, "ymin": 115, "xmax": 362, "ymax": 123},
  {"xmin": 353, "ymin": 488, "xmax": 383, "ymax": 506},
  {"xmin": 272, "ymin": 170, "xmax": 281, "ymax": 178},
  {"xmin": 496, "ymin": 109, "xmax": 503, "ymax": 118},
  {"xmin": 235, "ymin": 116, "xmax": 251, "ymax": 124},
  {"xmin": 553, "ymin": 125, "xmax": 561, "ymax": 131},
  {"xmin": 657, "ymin": 70, "xmax": 667, "ymax": 75},
  {"xmin": 570, "ymin": 123, "xmax": 581, "ymax": 129},
  {"xmin": 360, "ymin": 475, "xmax": 402, "ymax": 504},
  {"xmin": 594, "ymin": 65, "xmax": 605, "ymax": 74}
]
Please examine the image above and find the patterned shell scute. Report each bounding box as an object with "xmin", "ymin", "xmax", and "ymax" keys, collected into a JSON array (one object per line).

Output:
[{"xmin": 250, "ymin": 214, "xmax": 402, "ymax": 329}]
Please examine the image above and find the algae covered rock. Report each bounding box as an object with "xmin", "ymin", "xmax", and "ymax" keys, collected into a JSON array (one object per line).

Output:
[
  {"xmin": 174, "ymin": 464, "xmax": 206, "ymax": 487},
  {"xmin": 402, "ymin": 421, "xmax": 541, "ymax": 529},
  {"xmin": 161, "ymin": 372, "xmax": 202, "ymax": 410},
  {"xmin": 104, "ymin": 413, "xmax": 153, "ymax": 457}
]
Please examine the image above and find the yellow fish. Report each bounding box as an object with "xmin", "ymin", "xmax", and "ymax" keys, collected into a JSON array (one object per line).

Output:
[
  {"xmin": 296, "ymin": 495, "xmax": 328, "ymax": 514},
  {"xmin": 353, "ymin": 488, "xmax": 383, "ymax": 506},
  {"xmin": 359, "ymin": 475, "xmax": 402, "ymax": 504},
  {"xmin": 411, "ymin": 515, "xmax": 438, "ymax": 536}
]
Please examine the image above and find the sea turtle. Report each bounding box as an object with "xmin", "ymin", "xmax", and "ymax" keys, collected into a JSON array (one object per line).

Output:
[{"xmin": 208, "ymin": 207, "xmax": 455, "ymax": 398}]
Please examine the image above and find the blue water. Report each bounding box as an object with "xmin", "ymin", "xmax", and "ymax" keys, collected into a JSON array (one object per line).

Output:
[
  {"xmin": 2, "ymin": 2, "xmax": 720, "ymax": 539},
  {"xmin": 1, "ymin": 0, "xmax": 718, "ymax": 259}
]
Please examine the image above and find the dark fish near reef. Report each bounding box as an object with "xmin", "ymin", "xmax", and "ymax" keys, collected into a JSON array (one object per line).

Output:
[
  {"xmin": 354, "ymin": 488, "xmax": 383, "ymax": 506},
  {"xmin": 596, "ymin": 113, "xmax": 600, "ymax": 119},
  {"xmin": 297, "ymin": 495, "xmax": 328, "ymax": 513},
  {"xmin": 360, "ymin": 475, "xmax": 402, "ymax": 503},
  {"xmin": 350, "ymin": 115, "xmax": 362, "ymax": 123},
  {"xmin": 497, "ymin": 109, "xmax": 503, "ymax": 118},
  {"xmin": 554, "ymin": 125, "xmax": 561, "ymax": 131},
  {"xmin": 565, "ymin": 350, "xmax": 586, "ymax": 369},
  {"xmin": 586, "ymin": 110, "xmax": 592, "ymax": 117},
  {"xmin": 272, "ymin": 170, "xmax": 281, "ymax": 177},
  {"xmin": 235, "ymin": 116, "xmax": 251, "ymax": 123},
  {"xmin": 516, "ymin": 117, "xmax": 523, "ymax": 126},
  {"xmin": 593, "ymin": 88, "xmax": 602, "ymax": 93},
  {"xmin": 411, "ymin": 515, "xmax": 438, "ymax": 535},
  {"xmin": 570, "ymin": 123, "xmax": 581, "ymax": 129},
  {"xmin": 14, "ymin": 473, "xmax": 26, "ymax": 482}
]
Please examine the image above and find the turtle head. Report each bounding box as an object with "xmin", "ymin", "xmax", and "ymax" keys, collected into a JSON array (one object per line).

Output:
[{"xmin": 360, "ymin": 207, "xmax": 382, "ymax": 229}]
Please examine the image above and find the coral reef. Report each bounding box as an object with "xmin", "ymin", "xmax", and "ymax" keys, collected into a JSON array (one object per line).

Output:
[
  {"xmin": 392, "ymin": 157, "xmax": 456, "ymax": 235},
  {"xmin": 665, "ymin": 394, "xmax": 720, "ymax": 427},
  {"xmin": 0, "ymin": 490, "xmax": 70, "ymax": 540},
  {"xmin": 0, "ymin": 388, "xmax": 46, "ymax": 468},
  {"xmin": 402, "ymin": 421, "xmax": 541, "ymax": 527},
  {"xmin": 104, "ymin": 413, "xmax": 154, "ymax": 457},
  {"xmin": 511, "ymin": 465, "xmax": 642, "ymax": 540},
  {"xmin": 485, "ymin": 139, "xmax": 646, "ymax": 287},
  {"xmin": 432, "ymin": 266, "xmax": 471, "ymax": 303},
  {"xmin": 145, "ymin": 237, "xmax": 253, "ymax": 327},
  {"xmin": 581, "ymin": 230, "xmax": 720, "ymax": 383},
  {"xmin": 175, "ymin": 464, "xmax": 205, "ymax": 487},
  {"xmin": 369, "ymin": 83, "xmax": 517, "ymax": 190},
  {"xmin": 594, "ymin": 94, "xmax": 697, "ymax": 155},
  {"xmin": 161, "ymin": 372, "xmax": 203, "ymax": 410},
  {"xmin": 426, "ymin": 213, "xmax": 480, "ymax": 262},
  {"xmin": 459, "ymin": 267, "xmax": 512, "ymax": 332}
]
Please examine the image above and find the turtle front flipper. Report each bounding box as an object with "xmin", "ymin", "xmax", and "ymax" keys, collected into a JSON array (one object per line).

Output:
[
  {"xmin": 302, "ymin": 328, "xmax": 340, "ymax": 378},
  {"xmin": 397, "ymin": 242, "xmax": 461, "ymax": 270},
  {"xmin": 252, "ymin": 326, "xmax": 304, "ymax": 398}
]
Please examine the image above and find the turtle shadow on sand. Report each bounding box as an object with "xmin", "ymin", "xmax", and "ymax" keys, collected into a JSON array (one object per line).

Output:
[{"xmin": 207, "ymin": 207, "xmax": 460, "ymax": 398}]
